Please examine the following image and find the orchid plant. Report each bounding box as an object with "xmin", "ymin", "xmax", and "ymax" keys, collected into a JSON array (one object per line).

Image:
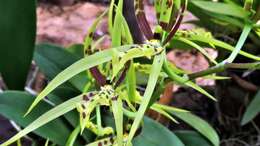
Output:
[{"xmin": 1, "ymin": 0, "xmax": 260, "ymax": 146}]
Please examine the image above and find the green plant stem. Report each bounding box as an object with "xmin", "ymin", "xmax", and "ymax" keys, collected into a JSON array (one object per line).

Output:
[
  {"xmin": 17, "ymin": 139, "xmax": 22, "ymax": 146},
  {"xmin": 188, "ymin": 62, "xmax": 260, "ymax": 80},
  {"xmin": 163, "ymin": 60, "xmax": 188, "ymax": 84},
  {"xmin": 123, "ymin": 108, "xmax": 136, "ymax": 119},
  {"xmin": 44, "ymin": 139, "xmax": 49, "ymax": 146},
  {"xmin": 65, "ymin": 125, "xmax": 80, "ymax": 146}
]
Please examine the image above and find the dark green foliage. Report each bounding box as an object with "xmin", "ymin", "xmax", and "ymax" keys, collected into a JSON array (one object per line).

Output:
[
  {"xmin": 0, "ymin": 0, "xmax": 36, "ymax": 89},
  {"xmin": 0, "ymin": 91, "xmax": 72, "ymax": 145}
]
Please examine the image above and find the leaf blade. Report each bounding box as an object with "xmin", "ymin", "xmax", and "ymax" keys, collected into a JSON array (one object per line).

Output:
[
  {"xmin": 169, "ymin": 111, "xmax": 219, "ymax": 146},
  {"xmin": 241, "ymin": 90, "xmax": 260, "ymax": 125},
  {"xmin": 0, "ymin": 92, "xmax": 83, "ymax": 146},
  {"xmin": 191, "ymin": 1, "xmax": 250, "ymax": 19},
  {"xmin": 133, "ymin": 117, "xmax": 184, "ymax": 146},
  {"xmin": 127, "ymin": 52, "xmax": 164, "ymax": 145},
  {"xmin": 26, "ymin": 45, "xmax": 133, "ymax": 115},
  {"xmin": 0, "ymin": 0, "xmax": 36, "ymax": 89}
]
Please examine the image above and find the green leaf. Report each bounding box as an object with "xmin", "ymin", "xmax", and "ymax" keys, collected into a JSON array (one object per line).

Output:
[
  {"xmin": 120, "ymin": 11, "xmax": 133, "ymax": 44},
  {"xmin": 185, "ymin": 81, "xmax": 216, "ymax": 101},
  {"xmin": 241, "ymin": 90, "xmax": 260, "ymax": 125},
  {"xmin": 133, "ymin": 117, "xmax": 184, "ymax": 146},
  {"xmin": 47, "ymin": 94, "xmax": 93, "ymax": 142},
  {"xmin": 1, "ymin": 94, "xmax": 83, "ymax": 146},
  {"xmin": 150, "ymin": 106, "xmax": 179, "ymax": 124},
  {"xmin": 0, "ymin": 91, "xmax": 72, "ymax": 146},
  {"xmin": 163, "ymin": 60, "xmax": 216, "ymax": 101},
  {"xmin": 176, "ymin": 37, "xmax": 217, "ymax": 64},
  {"xmin": 127, "ymin": 52, "xmax": 164, "ymax": 145},
  {"xmin": 83, "ymin": 10, "xmax": 107, "ymax": 54},
  {"xmin": 191, "ymin": 0, "xmax": 250, "ymax": 19},
  {"xmin": 187, "ymin": 34, "xmax": 260, "ymax": 61},
  {"xmin": 66, "ymin": 44, "xmax": 84, "ymax": 58},
  {"xmin": 0, "ymin": 0, "xmax": 36, "ymax": 89},
  {"xmin": 152, "ymin": 103, "xmax": 189, "ymax": 113},
  {"xmin": 34, "ymin": 43, "xmax": 89, "ymax": 91},
  {"xmin": 226, "ymin": 24, "xmax": 252, "ymax": 63},
  {"xmin": 188, "ymin": 3, "xmax": 243, "ymax": 31},
  {"xmin": 169, "ymin": 111, "xmax": 219, "ymax": 146},
  {"xmin": 111, "ymin": 98, "xmax": 124, "ymax": 146},
  {"xmin": 65, "ymin": 125, "xmax": 81, "ymax": 146},
  {"xmin": 108, "ymin": 0, "xmax": 115, "ymax": 34},
  {"xmin": 44, "ymin": 139, "xmax": 49, "ymax": 146},
  {"xmin": 174, "ymin": 130, "xmax": 212, "ymax": 146},
  {"xmin": 159, "ymin": 0, "xmax": 173, "ymax": 28},
  {"xmin": 26, "ymin": 45, "xmax": 133, "ymax": 115},
  {"xmin": 34, "ymin": 44, "xmax": 80, "ymax": 79},
  {"xmin": 112, "ymin": 0, "xmax": 123, "ymax": 47},
  {"xmin": 127, "ymin": 61, "xmax": 137, "ymax": 101}
]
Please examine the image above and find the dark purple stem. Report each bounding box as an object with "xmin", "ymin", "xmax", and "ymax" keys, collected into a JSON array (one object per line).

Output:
[
  {"xmin": 123, "ymin": 0, "xmax": 144, "ymax": 44},
  {"xmin": 114, "ymin": 61, "xmax": 131, "ymax": 88},
  {"xmin": 90, "ymin": 67, "xmax": 106, "ymax": 87},
  {"xmin": 136, "ymin": 0, "xmax": 153, "ymax": 40},
  {"xmin": 162, "ymin": 1, "xmax": 187, "ymax": 45}
]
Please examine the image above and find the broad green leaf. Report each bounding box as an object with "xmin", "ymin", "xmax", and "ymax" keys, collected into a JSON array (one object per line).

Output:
[
  {"xmin": 34, "ymin": 43, "xmax": 89, "ymax": 91},
  {"xmin": 188, "ymin": 2, "xmax": 244, "ymax": 31},
  {"xmin": 174, "ymin": 130, "xmax": 212, "ymax": 146},
  {"xmin": 34, "ymin": 44, "xmax": 80, "ymax": 78},
  {"xmin": 169, "ymin": 111, "xmax": 219, "ymax": 146},
  {"xmin": 0, "ymin": 0, "xmax": 36, "ymax": 89},
  {"xmin": 67, "ymin": 44, "xmax": 84, "ymax": 58},
  {"xmin": 241, "ymin": 90, "xmax": 260, "ymax": 125},
  {"xmin": 1, "ymin": 94, "xmax": 83, "ymax": 146},
  {"xmin": 207, "ymin": 12, "xmax": 244, "ymax": 28},
  {"xmin": 191, "ymin": 1, "xmax": 250, "ymax": 19},
  {"xmin": 133, "ymin": 117, "xmax": 184, "ymax": 146},
  {"xmin": 0, "ymin": 91, "xmax": 72, "ymax": 146},
  {"xmin": 26, "ymin": 45, "xmax": 133, "ymax": 115},
  {"xmin": 127, "ymin": 52, "xmax": 164, "ymax": 145}
]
